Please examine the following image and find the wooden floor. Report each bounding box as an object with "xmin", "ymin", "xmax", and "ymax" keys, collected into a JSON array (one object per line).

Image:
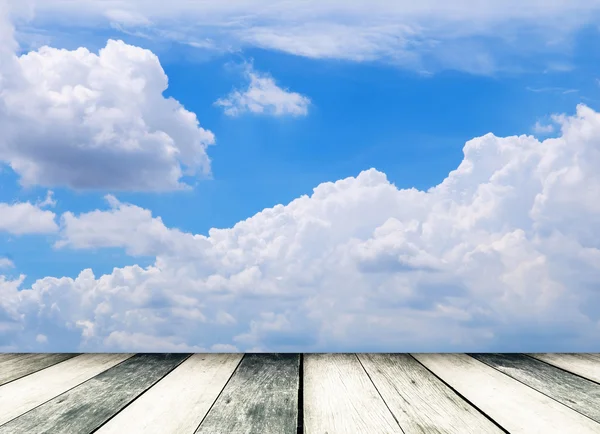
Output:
[{"xmin": 0, "ymin": 353, "xmax": 599, "ymax": 433}]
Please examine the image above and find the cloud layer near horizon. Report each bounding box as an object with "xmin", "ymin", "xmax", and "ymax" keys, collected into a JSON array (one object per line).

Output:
[{"xmin": 2, "ymin": 104, "xmax": 600, "ymax": 352}]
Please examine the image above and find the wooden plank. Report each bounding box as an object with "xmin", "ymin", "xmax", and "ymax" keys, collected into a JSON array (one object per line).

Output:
[
  {"xmin": 0, "ymin": 353, "xmax": 24, "ymax": 363},
  {"xmin": 0, "ymin": 353, "xmax": 189, "ymax": 434},
  {"xmin": 303, "ymin": 353, "xmax": 402, "ymax": 434},
  {"xmin": 527, "ymin": 354, "xmax": 600, "ymax": 384},
  {"xmin": 0, "ymin": 353, "xmax": 78, "ymax": 386},
  {"xmin": 195, "ymin": 353, "xmax": 299, "ymax": 434},
  {"xmin": 0, "ymin": 353, "xmax": 132, "ymax": 426},
  {"xmin": 412, "ymin": 353, "xmax": 600, "ymax": 434},
  {"xmin": 96, "ymin": 354, "xmax": 243, "ymax": 434},
  {"xmin": 471, "ymin": 353, "xmax": 600, "ymax": 424},
  {"xmin": 357, "ymin": 353, "xmax": 503, "ymax": 433}
]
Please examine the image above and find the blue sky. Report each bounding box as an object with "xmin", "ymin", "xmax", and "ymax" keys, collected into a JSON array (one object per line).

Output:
[{"xmin": 1, "ymin": 0, "xmax": 600, "ymax": 352}]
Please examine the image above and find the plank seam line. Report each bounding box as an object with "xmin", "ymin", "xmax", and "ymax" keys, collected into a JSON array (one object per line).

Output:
[
  {"xmin": 0, "ymin": 353, "xmax": 135, "ymax": 429},
  {"xmin": 90, "ymin": 353, "xmax": 193, "ymax": 434},
  {"xmin": 470, "ymin": 354, "xmax": 600, "ymax": 426},
  {"xmin": 354, "ymin": 353, "xmax": 406, "ymax": 434},
  {"xmin": 0, "ymin": 353, "xmax": 80, "ymax": 388},
  {"xmin": 297, "ymin": 353, "xmax": 304, "ymax": 434},
  {"xmin": 408, "ymin": 354, "xmax": 510, "ymax": 434},
  {"xmin": 523, "ymin": 354, "xmax": 600, "ymax": 386},
  {"xmin": 191, "ymin": 353, "xmax": 246, "ymax": 433}
]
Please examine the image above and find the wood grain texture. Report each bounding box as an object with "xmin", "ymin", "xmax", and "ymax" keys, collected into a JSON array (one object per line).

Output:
[
  {"xmin": 0, "ymin": 353, "xmax": 78, "ymax": 386},
  {"xmin": 358, "ymin": 353, "xmax": 503, "ymax": 433},
  {"xmin": 0, "ymin": 353, "xmax": 189, "ymax": 434},
  {"xmin": 527, "ymin": 353, "xmax": 600, "ymax": 384},
  {"xmin": 0, "ymin": 353, "xmax": 132, "ymax": 426},
  {"xmin": 472, "ymin": 353, "xmax": 600, "ymax": 423},
  {"xmin": 0, "ymin": 353, "xmax": 24, "ymax": 363},
  {"xmin": 413, "ymin": 353, "xmax": 600, "ymax": 434},
  {"xmin": 96, "ymin": 353, "xmax": 243, "ymax": 434},
  {"xmin": 303, "ymin": 353, "xmax": 402, "ymax": 434},
  {"xmin": 195, "ymin": 353, "xmax": 299, "ymax": 434}
]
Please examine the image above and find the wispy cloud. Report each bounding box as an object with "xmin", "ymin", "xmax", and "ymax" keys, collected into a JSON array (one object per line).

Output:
[
  {"xmin": 526, "ymin": 86, "xmax": 578, "ymax": 95},
  {"xmin": 20, "ymin": 0, "xmax": 600, "ymax": 74},
  {"xmin": 215, "ymin": 63, "xmax": 311, "ymax": 117},
  {"xmin": 532, "ymin": 121, "xmax": 555, "ymax": 135},
  {"xmin": 0, "ymin": 257, "xmax": 14, "ymax": 269}
]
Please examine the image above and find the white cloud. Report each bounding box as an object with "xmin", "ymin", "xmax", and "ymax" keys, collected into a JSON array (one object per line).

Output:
[
  {"xmin": 533, "ymin": 121, "xmax": 555, "ymax": 135},
  {"xmin": 0, "ymin": 201, "xmax": 58, "ymax": 235},
  {"xmin": 215, "ymin": 64, "xmax": 310, "ymax": 117},
  {"xmin": 0, "ymin": 258, "xmax": 14, "ymax": 269},
  {"xmin": 0, "ymin": 10, "xmax": 215, "ymax": 191},
  {"xmin": 19, "ymin": 0, "xmax": 600, "ymax": 73},
  {"xmin": 37, "ymin": 190, "xmax": 56, "ymax": 208},
  {"xmin": 2, "ymin": 104, "xmax": 600, "ymax": 352}
]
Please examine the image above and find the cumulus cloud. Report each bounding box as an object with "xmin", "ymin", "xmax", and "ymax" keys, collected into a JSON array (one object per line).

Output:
[
  {"xmin": 20, "ymin": 0, "xmax": 600, "ymax": 73},
  {"xmin": 2, "ymin": 104, "xmax": 600, "ymax": 352},
  {"xmin": 215, "ymin": 64, "xmax": 310, "ymax": 117},
  {"xmin": 0, "ymin": 201, "xmax": 58, "ymax": 235},
  {"xmin": 0, "ymin": 10, "xmax": 215, "ymax": 191}
]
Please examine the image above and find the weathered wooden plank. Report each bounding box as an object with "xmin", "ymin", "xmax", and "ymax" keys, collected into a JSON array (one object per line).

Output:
[
  {"xmin": 472, "ymin": 353, "xmax": 600, "ymax": 423},
  {"xmin": 96, "ymin": 353, "xmax": 243, "ymax": 434},
  {"xmin": 0, "ymin": 353, "xmax": 78, "ymax": 386},
  {"xmin": 357, "ymin": 353, "xmax": 503, "ymax": 433},
  {"xmin": 413, "ymin": 353, "xmax": 600, "ymax": 434},
  {"xmin": 527, "ymin": 353, "xmax": 600, "ymax": 384},
  {"xmin": 303, "ymin": 353, "xmax": 402, "ymax": 434},
  {"xmin": 0, "ymin": 353, "xmax": 132, "ymax": 426},
  {"xmin": 195, "ymin": 353, "xmax": 299, "ymax": 434},
  {"xmin": 0, "ymin": 353, "xmax": 189, "ymax": 434},
  {"xmin": 0, "ymin": 353, "xmax": 24, "ymax": 363}
]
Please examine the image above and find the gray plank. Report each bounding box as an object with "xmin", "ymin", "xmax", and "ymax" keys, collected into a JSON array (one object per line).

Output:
[
  {"xmin": 0, "ymin": 353, "xmax": 189, "ymax": 434},
  {"xmin": 358, "ymin": 353, "xmax": 503, "ymax": 433},
  {"xmin": 472, "ymin": 353, "xmax": 600, "ymax": 423},
  {"xmin": 0, "ymin": 353, "xmax": 78, "ymax": 386},
  {"xmin": 0, "ymin": 354, "xmax": 24, "ymax": 363},
  {"xmin": 304, "ymin": 353, "xmax": 402, "ymax": 434},
  {"xmin": 195, "ymin": 353, "xmax": 300, "ymax": 434},
  {"xmin": 96, "ymin": 354, "xmax": 243, "ymax": 434},
  {"xmin": 527, "ymin": 354, "xmax": 600, "ymax": 384},
  {"xmin": 413, "ymin": 353, "xmax": 600, "ymax": 434}
]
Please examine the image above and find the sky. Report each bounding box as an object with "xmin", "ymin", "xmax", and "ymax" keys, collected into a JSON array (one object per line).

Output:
[{"xmin": 1, "ymin": 0, "xmax": 600, "ymax": 352}]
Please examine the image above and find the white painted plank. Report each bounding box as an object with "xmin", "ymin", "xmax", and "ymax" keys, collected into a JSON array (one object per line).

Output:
[
  {"xmin": 412, "ymin": 354, "xmax": 600, "ymax": 434},
  {"xmin": 95, "ymin": 354, "xmax": 242, "ymax": 434},
  {"xmin": 472, "ymin": 353, "xmax": 600, "ymax": 423},
  {"xmin": 358, "ymin": 354, "xmax": 503, "ymax": 433},
  {"xmin": 0, "ymin": 353, "xmax": 132, "ymax": 426},
  {"xmin": 527, "ymin": 354, "xmax": 600, "ymax": 384},
  {"xmin": 303, "ymin": 353, "xmax": 402, "ymax": 434}
]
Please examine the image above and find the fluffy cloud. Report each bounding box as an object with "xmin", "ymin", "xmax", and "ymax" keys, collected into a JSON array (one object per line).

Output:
[
  {"xmin": 215, "ymin": 64, "xmax": 310, "ymax": 117},
  {"xmin": 2, "ymin": 104, "xmax": 600, "ymax": 352},
  {"xmin": 0, "ymin": 10, "xmax": 215, "ymax": 191},
  {"xmin": 0, "ymin": 201, "xmax": 58, "ymax": 235},
  {"xmin": 21, "ymin": 0, "xmax": 600, "ymax": 73}
]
